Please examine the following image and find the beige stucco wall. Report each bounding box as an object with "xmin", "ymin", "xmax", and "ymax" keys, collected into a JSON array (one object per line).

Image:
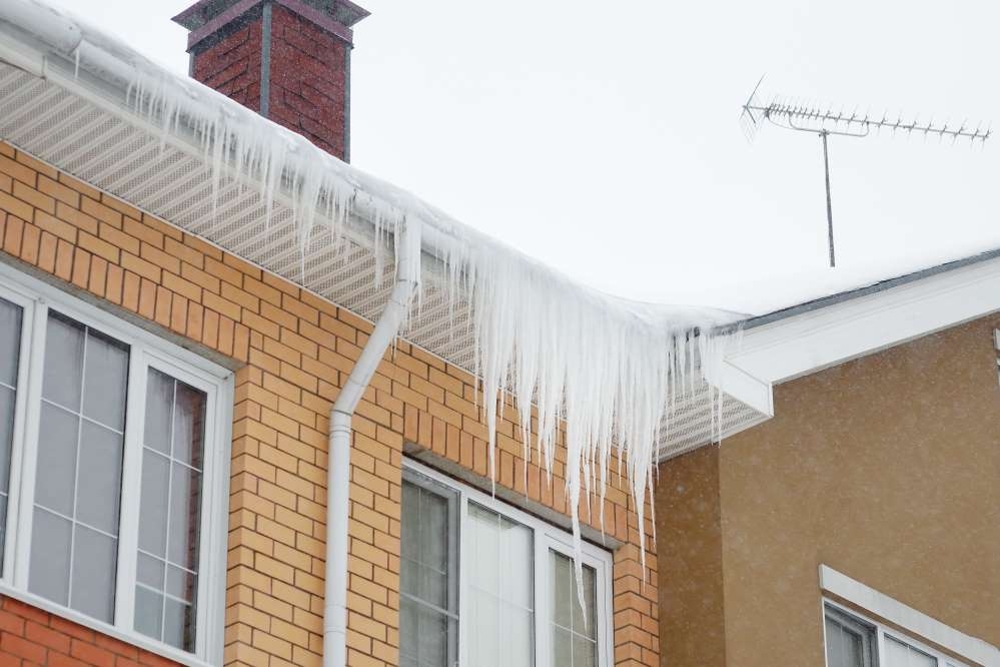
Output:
[
  {"xmin": 656, "ymin": 445, "xmax": 726, "ymax": 666},
  {"xmin": 657, "ymin": 316, "xmax": 1000, "ymax": 666}
]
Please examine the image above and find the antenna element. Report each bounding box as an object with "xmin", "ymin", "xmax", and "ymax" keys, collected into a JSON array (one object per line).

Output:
[{"xmin": 740, "ymin": 77, "xmax": 990, "ymax": 267}]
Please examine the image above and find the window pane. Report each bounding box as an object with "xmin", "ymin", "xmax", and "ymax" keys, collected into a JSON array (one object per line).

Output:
[
  {"xmin": 144, "ymin": 369, "xmax": 173, "ymax": 455},
  {"xmin": 886, "ymin": 636, "xmax": 937, "ymax": 667},
  {"xmin": 139, "ymin": 450, "xmax": 170, "ymax": 555},
  {"xmin": 135, "ymin": 586, "xmax": 164, "ymax": 640},
  {"xmin": 0, "ymin": 388, "xmax": 15, "ymax": 496},
  {"xmin": 468, "ymin": 504, "xmax": 534, "ymax": 667},
  {"xmin": 28, "ymin": 509, "xmax": 72, "ymax": 606},
  {"xmin": 0, "ymin": 297, "xmax": 21, "ymax": 386},
  {"xmin": 399, "ymin": 476, "xmax": 458, "ymax": 667},
  {"xmin": 824, "ymin": 606, "xmax": 877, "ymax": 667},
  {"xmin": 81, "ymin": 330, "xmax": 129, "ymax": 430},
  {"xmin": 134, "ymin": 368, "xmax": 206, "ymax": 652},
  {"xmin": 0, "ymin": 296, "xmax": 21, "ymax": 562},
  {"xmin": 168, "ymin": 462, "xmax": 202, "ymax": 570},
  {"xmin": 71, "ymin": 525, "xmax": 117, "ymax": 622},
  {"xmin": 550, "ymin": 551, "xmax": 598, "ymax": 667},
  {"xmin": 77, "ymin": 421, "xmax": 124, "ymax": 535},
  {"xmin": 31, "ymin": 313, "xmax": 127, "ymax": 623},
  {"xmin": 43, "ymin": 313, "xmax": 85, "ymax": 411},
  {"xmin": 35, "ymin": 403, "xmax": 78, "ymax": 516},
  {"xmin": 173, "ymin": 383, "xmax": 205, "ymax": 469},
  {"xmin": 163, "ymin": 597, "xmax": 196, "ymax": 652}
]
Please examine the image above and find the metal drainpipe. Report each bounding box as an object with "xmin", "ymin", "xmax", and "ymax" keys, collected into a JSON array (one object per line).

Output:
[{"xmin": 325, "ymin": 221, "xmax": 421, "ymax": 667}]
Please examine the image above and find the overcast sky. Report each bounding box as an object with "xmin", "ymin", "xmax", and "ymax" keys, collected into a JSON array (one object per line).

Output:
[{"xmin": 41, "ymin": 0, "xmax": 1000, "ymax": 315}]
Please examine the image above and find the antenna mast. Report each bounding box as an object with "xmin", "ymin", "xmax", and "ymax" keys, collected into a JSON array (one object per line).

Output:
[{"xmin": 740, "ymin": 76, "xmax": 990, "ymax": 267}]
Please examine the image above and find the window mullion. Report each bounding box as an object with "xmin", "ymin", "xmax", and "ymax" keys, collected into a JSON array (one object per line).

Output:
[
  {"xmin": 2, "ymin": 294, "xmax": 36, "ymax": 584},
  {"xmin": 192, "ymin": 378, "xmax": 213, "ymax": 660},
  {"xmin": 458, "ymin": 491, "xmax": 468, "ymax": 667},
  {"xmin": 114, "ymin": 347, "xmax": 148, "ymax": 630},
  {"xmin": 534, "ymin": 531, "xmax": 549, "ymax": 667},
  {"xmin": 11, "ymin": 301, "xmax": 48, "ymax": 590},
  {"xmin": 197, "ymin": 377, "xmax": 231, "ymax": 665},
  {"xmin": 597, "ymin": 555, "xmax": 612, "ymax": 667}
]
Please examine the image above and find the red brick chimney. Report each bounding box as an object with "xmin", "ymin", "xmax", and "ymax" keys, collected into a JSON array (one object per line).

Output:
[{"xmin": 172, "ymin": 0, "xmax": 369, "ymax": 162}]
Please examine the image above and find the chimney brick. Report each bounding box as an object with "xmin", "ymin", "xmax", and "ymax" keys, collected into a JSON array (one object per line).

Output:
[{"xmin": 173, "ymin": 0, "xmax": 369, "ymax": 162}]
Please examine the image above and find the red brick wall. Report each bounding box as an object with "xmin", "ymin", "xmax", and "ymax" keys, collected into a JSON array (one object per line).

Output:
[
  {"xmin": 266, "ymin": 5, "xmax": 348, "ymax": 159},
  {"xmin": 191, "ymin": 22, "xmax": 264, "ymax": 113},
  {"xmin": 0, "ymin": 142, "xmax": 660, "ymax": 665},
  {"xmin": 0, "ymin": 597, "xmax": 178, "ymax": 667},
  {"xmin": 188, "ymin": 5, "xmax": 349, "ymax": 160}
]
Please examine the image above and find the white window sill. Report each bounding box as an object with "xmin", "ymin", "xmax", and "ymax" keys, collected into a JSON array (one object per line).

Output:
[{"xmin": 0, "ymin": 582, "xmax": 216, "ymax": 667}]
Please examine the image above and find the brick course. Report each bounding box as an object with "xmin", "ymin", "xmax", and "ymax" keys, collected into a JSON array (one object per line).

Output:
[
  {"xmin": 187, "ymin": 6, "xmax": 349, "ymax": 160},
  {"xmin": 0, "ymin": 144, "xmax": 659, "ymax": 666}
]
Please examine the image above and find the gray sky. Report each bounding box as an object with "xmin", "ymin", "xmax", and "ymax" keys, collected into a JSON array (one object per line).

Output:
[{"xmin": 43, "ymin": 0, "xmax": 1000, "ymax": 315}]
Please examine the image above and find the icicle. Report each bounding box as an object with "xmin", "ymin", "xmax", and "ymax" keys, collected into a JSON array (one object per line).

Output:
[{"xmin": 79, "ymin": 15, "xmax": 746, "ymax": 619}]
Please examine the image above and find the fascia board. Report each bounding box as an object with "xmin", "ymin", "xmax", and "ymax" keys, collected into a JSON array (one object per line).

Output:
[{"xmin": 729, "ymin": 255, "xmax": 1000, "ymax": 388}]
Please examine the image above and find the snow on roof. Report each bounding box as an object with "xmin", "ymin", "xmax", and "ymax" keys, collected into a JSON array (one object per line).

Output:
[{"xmin": 0, "ymin": 0, "xmax": 765, "ymax": 568}]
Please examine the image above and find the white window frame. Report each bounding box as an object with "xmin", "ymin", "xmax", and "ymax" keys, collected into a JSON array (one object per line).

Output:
[
  {"xmin": 0, "ymin": 264, "xmax": 233, "ymax": 667},
  {"xmin": 820, "ymin": 565, "xmax": 999, "ymax": 667},
  {"xmin": 403, "ymin": 458, "xmax": 615, "ymax": 667},
  {"xmin": 823, "ymin": 600, "xmax": 970, "ymax": 667}
]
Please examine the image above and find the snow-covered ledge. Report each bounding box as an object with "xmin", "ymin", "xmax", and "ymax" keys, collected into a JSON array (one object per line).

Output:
[{"xmin": 819, "ymin": 565, "xmax": 1000, "ymax": 667}]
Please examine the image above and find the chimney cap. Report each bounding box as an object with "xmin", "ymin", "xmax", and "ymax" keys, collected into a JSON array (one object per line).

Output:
[{"xmin": 172, "ymin": 0, "xmax": 370, "ymax": 32}]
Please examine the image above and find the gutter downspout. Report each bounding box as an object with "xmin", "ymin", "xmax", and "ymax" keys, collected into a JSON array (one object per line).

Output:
[{"xmin": 324, "ymin": 221, "xmax": 421, "ymax": 667}]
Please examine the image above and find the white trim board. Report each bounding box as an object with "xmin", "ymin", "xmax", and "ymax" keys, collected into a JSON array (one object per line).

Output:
[
  {"xmin": 819, "ymin": 565, "xmax": 1000, "ymax": 667},
  {"xmin": 711, "ymin": 253, "xmax": 1000, "ymax": 418}
]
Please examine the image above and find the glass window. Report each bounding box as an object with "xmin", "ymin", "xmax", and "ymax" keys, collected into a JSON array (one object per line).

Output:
[
  {"xmin": 885, "ymin": 636, "xmax": 937, "ymax": 667},
  {"xmin": 29, "ymin": 312, "xmax": 128, "ymax": 623},
  {"xmin": 467, "ymin": 504, "xmax": 533, "ymax": 667},
  {"xmin": 400, "ymin": 465, "xmax": 611, "ymax": 667},
  {"xmin": 134, "ymin": 368, "xmax": 207, "ymax": 651},
  {"xmin": 0, "ymin": 275, "xmax": 230, "ymax": 663},
  {"xmin": 824, "ymin": 604, "xmax": 971, "ymax": 667},
  {"xmin": 400, "ymin": 477, "xmax": 459, "ymax": 667},
  {"xmin": 824, "ymin": 605, "xmax": 877, "ymax": 667},
  {"xmin": 550, "ymin": 551, "xmax": 597, "ymax": 667}
]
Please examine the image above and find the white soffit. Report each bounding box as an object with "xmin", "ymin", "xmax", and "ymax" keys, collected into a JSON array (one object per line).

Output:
[{"xmin": 0, "ymin": 51, "xmax": 769, "ymax": 461}]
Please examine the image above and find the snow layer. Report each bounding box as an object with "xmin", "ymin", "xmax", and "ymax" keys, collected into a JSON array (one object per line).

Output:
[{"xmin": 7, "ymin": 0, "xmax": 745, "ymax": 593}]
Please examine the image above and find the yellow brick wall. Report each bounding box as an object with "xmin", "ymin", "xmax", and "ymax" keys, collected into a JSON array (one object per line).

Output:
[{"xmin": 0, "ymin": 142, "xmax": 659, "ymax": 667}]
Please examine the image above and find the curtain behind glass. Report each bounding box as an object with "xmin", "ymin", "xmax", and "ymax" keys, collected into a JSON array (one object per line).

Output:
[
  {"xmin": 467, "ymin": 503, "xmax": 534, "ymax": 667},
  {"xmin": 134, "ymin": 368, "xmax": 206, "ymax": 652},
  {"xmin": 400, "ymin": 477, "xmax": 458, "ymax": 667},
  {"xmin": 29, "ymin": 312, "xmax": 128, "ymax": 623}
]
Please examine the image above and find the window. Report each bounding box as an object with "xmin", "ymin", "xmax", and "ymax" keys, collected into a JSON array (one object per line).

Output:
[
  {"xmin": 0, "ymin": 269, "xmax": 231, "ymax": 664},
  {"xmin": 400, "ymin": 460, "xmax": 612, "ymax": 667},
  {"xmin": 824, "ymin": 603, "xmax": 969, "ymax": 667}
]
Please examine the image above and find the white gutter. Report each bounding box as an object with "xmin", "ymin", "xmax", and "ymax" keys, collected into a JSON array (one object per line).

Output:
[
  {"xmin": 0, "ymin": 0, "xmax": 82, "ymax": 54},
  {"xmin": 324, "ymin": 220, "xmax": 421, "ymax": 667}
]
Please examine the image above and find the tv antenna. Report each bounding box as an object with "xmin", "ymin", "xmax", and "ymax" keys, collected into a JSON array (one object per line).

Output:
[{"xmin": 740, "ymin": 76, "xmax": 990, "ymax": 267}]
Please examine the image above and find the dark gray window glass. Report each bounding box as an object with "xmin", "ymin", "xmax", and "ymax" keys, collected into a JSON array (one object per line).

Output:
[
  {"xmin": 825, "ymin": 605, "xmax": 878, "ymax": 667},
  {"xmin": 0, "ymin": 297, "xmax": 23, "ymax": 561},
  {"xmin": 400, "ymin": 473, "xmax": 459, "ymax": 667},
  {"xmin": 29, "ymin": 312, "xmax": 128, "ymax": 623},
  {"xmin": 551, "ymin": 551, "xmax": 597, "ymax": 667},
  {"xmin": 134, "ymin": 368, "xmax": 206, "ymax": 653}
]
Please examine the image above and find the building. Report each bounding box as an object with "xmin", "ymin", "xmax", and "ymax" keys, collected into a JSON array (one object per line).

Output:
[
  {"xmin": 0, "ymin": 0, "xmax": 734, "ymax": 665},
  {"xmin": 657, "ymin": 258, "xmax": 1000, "ymax": 666},
  {"xmin": 0, "ymin": 2, "xmax": 996, "ymax": 667}
]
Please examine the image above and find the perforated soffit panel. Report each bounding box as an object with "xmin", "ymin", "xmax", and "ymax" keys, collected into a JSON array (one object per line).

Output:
[{"xmin": 0, "ymin": 62, "xmax": 769, "ymax": 461}]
